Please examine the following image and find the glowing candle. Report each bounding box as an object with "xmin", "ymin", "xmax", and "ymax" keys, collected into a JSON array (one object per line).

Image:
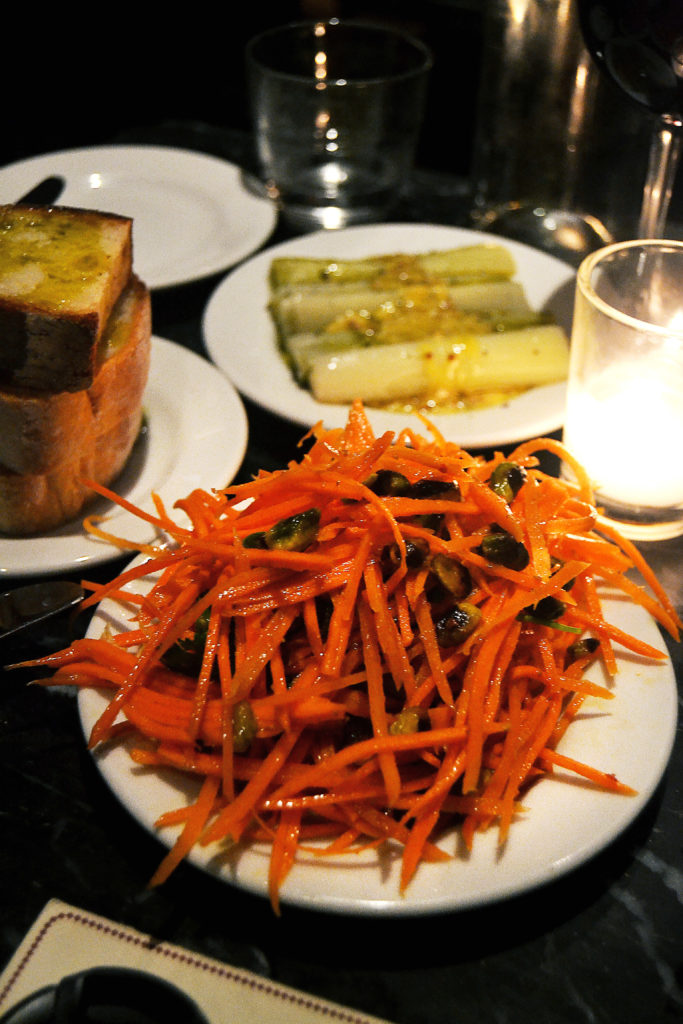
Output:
[{"xmin": 563, "ymin": 241, "xmax": 683, "ymax": 539}]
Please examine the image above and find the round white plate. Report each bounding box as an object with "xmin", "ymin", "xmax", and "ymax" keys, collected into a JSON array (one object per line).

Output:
[
  {"xmin": 0, "ymin": 146, "xmax": 277, "ymax": 289},
  {"xmin": 1, "ymin": 338, "xmax": 248, "ymax": 579},
  {"xmin": 202, "ymin": 223, "xmax": 576, "ymax": 449},
  {"xmin": 80, "ymin": 565, "xmax": 676, "ymax": 916}
]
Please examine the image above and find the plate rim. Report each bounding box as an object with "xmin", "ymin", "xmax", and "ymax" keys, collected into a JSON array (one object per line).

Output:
[
  {"xmin": 78, "ymin": 553, "xmax": 677, "ymax": 916},
  {"xmin": 202, "ymin": 221, "xmax": 577, "ymax": 449},
  {"xmin": 0, "ymin": 337, "xmax": 249, "ymax": 579},
  {"xmin": 0, "ymin": 144, "xmax": 277, "ymax": 289}
]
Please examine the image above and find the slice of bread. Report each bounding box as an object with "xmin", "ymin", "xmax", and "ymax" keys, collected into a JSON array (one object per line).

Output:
[
  {"xmin": 0, "ymin": 204, "xmax": 133, "ymax": 392},
  {"xmin": 0, "ymin": 275, "xmax": 151, "ymax": 535},
  {"xmin": 0, "ymin": 385, "xmax": 93, "ymax": 476},
  {"xmin": 0, "ymin": 447, "xmax": 99, "ymax": 536},
  {"xmin": 0, "ymin": 275, "xmax": 150, "ymax": 475}
]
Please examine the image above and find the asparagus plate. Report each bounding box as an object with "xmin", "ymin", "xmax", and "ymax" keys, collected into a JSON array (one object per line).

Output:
[{"xmin": 202, "ymin": 223, "xmax": 576, "ymax": 448}]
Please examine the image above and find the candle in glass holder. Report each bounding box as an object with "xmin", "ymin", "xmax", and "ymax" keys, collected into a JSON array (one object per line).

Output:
[{"xmin": 563, "ymin": 240, "xmax": 683, "ymax": 539}]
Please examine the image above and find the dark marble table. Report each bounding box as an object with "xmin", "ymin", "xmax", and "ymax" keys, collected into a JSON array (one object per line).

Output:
[{"xmin": 1, "ymin": 123, "xmax": 681, "ymax": 1024}]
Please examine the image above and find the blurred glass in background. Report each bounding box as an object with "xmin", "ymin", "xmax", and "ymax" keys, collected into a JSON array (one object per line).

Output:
[{"xmin": 469, "ymin": 0, "xmax": 654, "ymax": 265}]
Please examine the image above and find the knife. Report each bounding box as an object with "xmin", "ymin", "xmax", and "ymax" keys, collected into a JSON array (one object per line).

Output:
[
  {"xmin": 0, "ymin": 580, "xmax": 84, "ymax": 641},
  {"xmin": 16, "ymin": 174, "xmax": 66, "ymax": 206}
]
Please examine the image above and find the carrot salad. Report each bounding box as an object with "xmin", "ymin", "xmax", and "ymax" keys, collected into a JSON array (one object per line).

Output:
[{"xmin": 24, "ymin": 400, "xmax": 680, "ymax": 911}]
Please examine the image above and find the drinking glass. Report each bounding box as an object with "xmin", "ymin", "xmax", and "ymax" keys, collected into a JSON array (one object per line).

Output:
[
  {"xmin": 246, "ymin": 20, "xmax": 432, "ymax": 231},
  {"xmin": 470, "ymin": 0, "xmax": 651, "ymax": 265},
  {"xmin": 577, "ymin": 0, "xmax": 683, "ymax": 238},
  {"xmin": 562, "ymin": 240, "xmax": 683, "ymax": 540}
]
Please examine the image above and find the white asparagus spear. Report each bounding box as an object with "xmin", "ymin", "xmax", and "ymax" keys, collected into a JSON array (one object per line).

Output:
[
  {"xmin": 271, "ymin": 280, "xmax": 533, "ymax": 340},
  {"xmin": 285, "ymin": 309, "xmax": 553, "ymax": 383},
  {"xmin": 308, "ymin": 325, "xmax": 569, "ymax": 405},
  {"xmin": 269, "ymin": 244, "xmax": 517, "ymax": 289}
]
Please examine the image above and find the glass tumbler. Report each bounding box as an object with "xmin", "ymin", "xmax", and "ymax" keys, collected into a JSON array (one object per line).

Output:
[
  {"xmin": 246, "ymin": 19, "xmax": 432, "ymax": 231},
  {"xmin": 563, "ymin": 239, "xmax": 683, "ymax": 539}
]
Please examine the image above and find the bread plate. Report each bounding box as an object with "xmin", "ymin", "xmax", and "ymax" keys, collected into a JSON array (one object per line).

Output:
[
  {"xmin": 0, "ymin": 146, "xmax": 277, "ymax": 290},
  {"xmin": 1, "ymin": 338, "xmax": 248, "ymax": 578},
  {"xmin": 202, "ymin": 223, "xmax": 576, "ymax": 449},
  {"xmin": 79, "ymin": 559, "xmax": 677, "ymax": 915}
]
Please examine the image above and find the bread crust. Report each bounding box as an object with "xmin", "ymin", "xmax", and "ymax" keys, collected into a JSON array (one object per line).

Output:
[
  {"xmin": 0, "ymin": 275, "xmax": 151, "ymax": 535},
  {"xmin": 0, "ymin": 385, "xmax": 93, "ymax": 475},
  {"xmin": 0, "ymin": 449, "xmax": 97, "ymax": 535},
  {"xmin": 0, "ymin": 276, "xmax": 151, "ymax": 476}
]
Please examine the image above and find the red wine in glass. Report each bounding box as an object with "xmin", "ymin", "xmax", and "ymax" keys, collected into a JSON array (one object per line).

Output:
[{"xmin": 577, "ymin": 0, "xmax": 683, "ymax": 236}]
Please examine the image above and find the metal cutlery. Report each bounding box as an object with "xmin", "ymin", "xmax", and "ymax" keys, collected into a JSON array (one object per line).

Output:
[
  {"xmin": 0, "ymin": 580, "xmax": 84, "ymax": 641},
  {"xmin": 16, "ymin": 174, "xmax": 66, "ymax": 205}
]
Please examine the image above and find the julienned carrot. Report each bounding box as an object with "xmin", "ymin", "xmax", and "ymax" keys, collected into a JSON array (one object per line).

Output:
[
  {"xmin": 538, "ymin": 748, "xmax": 637, "ymax": 795},
  {"xmin": 268, "ymin": 806, "xmax": 303, "ymax": 914},
  {"xmin": 358, "ymin": 599, "xmax": 401, "ymax": 807},
  {"xmin": 20, "ymin": 399, "xmax": 678, "ymax": 913},
  {"xmin": 595, "ymin": 519, "xmax": 682, "ymax": 637},
  {"xmin": 149, "ymin": 774, "xmax": 220, "ymax": 887}
]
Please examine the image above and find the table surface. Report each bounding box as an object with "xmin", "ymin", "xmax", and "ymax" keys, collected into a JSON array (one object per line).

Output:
[{"xmin": 1, "ymin": 123, "xmax": 681, "ymax": 1024}]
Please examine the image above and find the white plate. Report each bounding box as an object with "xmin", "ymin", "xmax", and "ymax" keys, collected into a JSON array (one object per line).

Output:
[
  {"xmin": 202, "ymin": 223, "xmax": 576, "ymax": 448},
  {"xmin": 1, "ymin": 338, "xmax": 248, "ymax": 579},
  {"xmin": 80, "ymin": 564, "xmax": 677, "ymax": 916},
  {"xmin": 0, "ymin": 146, "xmax": 277, "ymax": 289}
]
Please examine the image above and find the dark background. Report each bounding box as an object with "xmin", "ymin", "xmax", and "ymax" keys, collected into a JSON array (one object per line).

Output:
[
  {"xmin": 1, "ymin": 9, "xmax": 682, "ymax": 1024},
  {"xmin": 1, "ymin": 0, "xmax": 484, "ymax": 179}
]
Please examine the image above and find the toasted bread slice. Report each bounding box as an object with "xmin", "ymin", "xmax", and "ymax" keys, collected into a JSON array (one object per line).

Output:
[
  {"xmin": 0, "ymin": 276, "xmax": 150, "ymax": 475},
  {"xmin": 0, "ymin": 447, "xmax": 98, "ymax": 535},
  {"xmin": 0, "ymin": 386, "xmax": 93, "ymax": 476},
  {"xmin": 88, "ymin": 275, "xmax": 152, "ymax": 433},
  {"xmin": 0, "ymin": 276, "xmax": 151, "ymax": 535},
  {"xmin": 0, "ymin": 203, "xmax": 133, "ymax": 392},
  {"xmin": 0, "ymin": 407, "xmax": 148, "ymax": 536}
]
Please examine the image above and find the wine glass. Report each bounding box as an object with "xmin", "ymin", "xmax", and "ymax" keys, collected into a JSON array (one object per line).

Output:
[{"xmin": 577, "ymin": 0, "xmax": 683, "ymax": 238}]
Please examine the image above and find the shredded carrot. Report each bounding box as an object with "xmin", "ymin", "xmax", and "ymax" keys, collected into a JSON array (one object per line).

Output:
[
  {"xmin": 149, "ymin": 774, "xmax": 221, "ymax": 887},
  {"xmin": 268, "ymin": 806, "xmax": 303, "ymax": 915},
  {"xmin": 20, "ymin": 400, "xmax": 678, "ymax": 911}
]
